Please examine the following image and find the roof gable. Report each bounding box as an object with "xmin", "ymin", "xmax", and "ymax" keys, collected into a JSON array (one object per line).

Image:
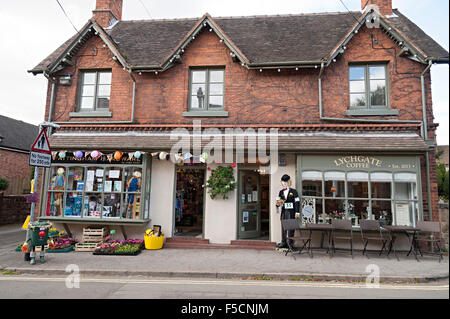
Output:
[{"xmin": 0, "ymin": 115, "xmax": 39, "ymax": 152}]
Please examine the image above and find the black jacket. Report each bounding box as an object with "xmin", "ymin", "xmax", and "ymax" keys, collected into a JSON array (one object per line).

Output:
[{"xmin": 277, "ymin": 188, "xmax": 300, "ymax": 218}]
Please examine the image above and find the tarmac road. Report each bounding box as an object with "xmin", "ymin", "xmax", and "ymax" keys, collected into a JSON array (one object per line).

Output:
[{"xmin": 0, "ymin": 274, "xmax": 448, "ymax": 299}]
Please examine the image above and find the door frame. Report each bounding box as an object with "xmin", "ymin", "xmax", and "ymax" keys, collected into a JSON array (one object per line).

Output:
[
  {"xmin": 173, "ymin": 164, "xmax": 206, "ymax": 238},
  {"xmin": 237, "ymin": 166, "xmax": 264, "ymax": 240}
]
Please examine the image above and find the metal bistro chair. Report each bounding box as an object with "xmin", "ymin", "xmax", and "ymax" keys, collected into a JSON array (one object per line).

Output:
[
  {"xmin": 281, "ymin": 219, "xmax": 312, "ymax": 259},
  {"xmin": 331, "ymin": 219, "xmax": 354, "ymax": 259},
  {"xmin": 360, "ymin": 219, "xmax": 390, "ymax": 259},
  {"xmin": 414, "ymin": 221, "xmax": 444, "ymax": 262}
]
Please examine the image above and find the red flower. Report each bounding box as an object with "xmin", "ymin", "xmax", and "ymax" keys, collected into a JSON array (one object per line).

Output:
[
  {"xmin": 207, "ymin": 167, "xmax": 211, "ymax": 171},
  {"xmin": 231, "ymin": 163, "xmax": 236, "ymax": 168}
]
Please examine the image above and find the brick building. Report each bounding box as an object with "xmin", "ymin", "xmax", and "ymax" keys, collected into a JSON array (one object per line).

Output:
[
  {"xmin": 0, "ymin": 115, "xmax": 38, "ymax": 195},
  {"xmin": 28, "ymin": 0, "xmax": 448, "ymax": 246}
]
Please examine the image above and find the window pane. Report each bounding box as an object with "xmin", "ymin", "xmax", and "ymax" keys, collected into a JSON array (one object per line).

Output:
[
  {"xmin": 47, "ymin": 192, "xmax": 63, "ymax": 217},
  {"xmin": 394, "ymin": 173, "xmax": 416, "ymax": 183},
  {"xmin": 350, "ymin": 80, "xmax": 365, "ymax": 93},
  {"xmin": 192, "ymin": 70, "xmax": 206, "ymax": 83},
  {"xmin": 347, "ymin": 172, "xmax": 368, "ymax": 198},
  {"xmin": 64, "ymin": 192, "xmax": 83, "ymax": 217},
  {"xmin": 209, "ymin": 83, "xmax": 224, "ymax": 95},
  {"xmin": 372, "ymin": 200, "xmax": 392, "ymax": 226},
  {"xmin": 348, "ymin": 199, "xmax": 370, "ymax": 221},
  {"xmin": 370, "ymin": 79, "xmax": 386, "ymax": 106},
  {"xmin": 209, "ymin": 70, "xmax": 224, "ymax": 82},
  {"xmin": 124, "ymin": 167, "xmax": 142, "ymax": 193},
  {"xmin": 324, "ymin": 171, "xmax": 345, "ymax": 198},
  {"xmin": 84, "ymin": 193, "xmax": 102, "ymax": 218},
  {"xmin": 49, "ymin": 166, "xmax": 66, "ymax": 191},
  {"xmin": 98, "ymin": 84, "xmax": 110, "ymax": 96},
  {"xmin": 349, "ymin": 66, "xmax": 365, "ymax": 80},
  {"xmin": 191, "ymin": 83, "xmax": 206, "ymax": 97},
  {"xmin": 83, "ymin": 72, "xmax": 96, "ymax": 85},
  {"xmin": 97, "ymin": 97, "xmax": 110, "ymax": 109},
  {"xmin": 66, "ymin": 167, "xmax": 85, "ymax": 191},
  {"xmin": 81, "ymin": 84, "xmax": 95, "ymax": 97},
  {"xmin": 121, "ymin": 193, "xmax": 142, "ymax": 219},
  {"xmin": 85, "ymin": 168, "xmax": 104, "ymax": 192},
  {"xmin": 104, "ymin": 167, "xmax": 122, "ymax": 193},
  {"xmin": 208, "ymin": 95, "xmax": 223, "ymax": 108},
  {"xmin": 325, "ymin": 199, "xmax": 346, "ymax": 217},
  {"xmin": 370, "ymin": 172, "xmax": 392, "ymax": 182},
  {"xmin": 350, "ymin": 93, "xmax": 366, "ymax": 107},
  {"xmin": 395, "ymin": 182, "xmax": 417, "ymax": 200},
  {"xmin": 302, "ymin": 171, "xmax": 323, "ymax": 197},
  {"xmin": 103, "ymin": 193, "xmax": 121, "ymax": 218},
  {"xmin": 369, "ymin": 66, "xmax": 385, "ymax": 79},
  {"xmin": 80, "ymin": 97, "xmax": 94, "ymax": 109},
  {"xmin": 99, "ymin": 72, "xmax": 112, "ymax": 84},
  {"xmin": 371, "ymin": 182, "xmax": 391, "ymax": 199}
]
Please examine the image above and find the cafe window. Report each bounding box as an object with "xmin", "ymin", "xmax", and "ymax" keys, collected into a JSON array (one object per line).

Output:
[
  {"xmin": 78, "ymin": 70, "xmax": 112, "ymax": 111},
  {"xmin": 349, "ymin": 64, "xmax": 388, "ymax": 109},
  {"xmin": 45, "ymin": 161, "xmax": 148, "ymax": 221},
  {"xmin": 300, "ymin": 169, "xmax": 419, "ymax": 227}
]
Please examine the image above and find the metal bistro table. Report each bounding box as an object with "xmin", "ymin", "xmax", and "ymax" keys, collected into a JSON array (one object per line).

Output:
[
  {"xmin": 304, "ymin": 223, "xmax": 334, "ymax": 257},
  {"xmin": 383, "ymin": 225, "xmax": 420, "ymax": 261}
]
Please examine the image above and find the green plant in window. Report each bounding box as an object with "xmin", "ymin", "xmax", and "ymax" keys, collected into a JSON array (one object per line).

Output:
[{"xmin": 206, "ymin": 165, "xmax": 237, "ymax": 200}]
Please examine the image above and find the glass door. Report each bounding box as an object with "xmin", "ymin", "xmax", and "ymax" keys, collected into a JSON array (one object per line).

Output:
[{"xmin": 238, "ymin": 170, "xmax": 261, "ymax": 239}]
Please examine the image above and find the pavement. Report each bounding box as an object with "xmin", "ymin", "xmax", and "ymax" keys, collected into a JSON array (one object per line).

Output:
[{"xmin": 1, "ymin": 223, "xmax": 448, "ymax": 283}]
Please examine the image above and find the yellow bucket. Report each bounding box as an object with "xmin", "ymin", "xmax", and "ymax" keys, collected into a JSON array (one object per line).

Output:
[{"xmin": 144, "ymin": 232, "xmax": 164, "ymax": 250}]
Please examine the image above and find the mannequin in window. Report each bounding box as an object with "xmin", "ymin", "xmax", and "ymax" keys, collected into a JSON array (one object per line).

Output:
[
  {"xmin": 275, "ymin": 174, "xmax": 300, "ymax": 249},
  {"xmin": 51, "ymin": 168, "xmax": 65, "ymax": 216},
  {"xmin": 197, "ymin": 87, "xmax": 205, "ymax": 109}
]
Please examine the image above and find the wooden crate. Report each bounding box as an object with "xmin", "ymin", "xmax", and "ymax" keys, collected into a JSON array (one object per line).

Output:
[
  {"xmin": 75, "ymin": 243, "xmax": 98, "ymax": 252},
  {"xmin": 82, "ymin": 228, "xmax": 107, "ymax": 243}
]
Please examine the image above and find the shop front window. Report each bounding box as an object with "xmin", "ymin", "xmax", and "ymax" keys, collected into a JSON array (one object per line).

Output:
[
  {"xmin": 300, "ymin": 160, "xmax": 419, "ymax": 227},
  {"xmin": 44, "ymin": 160, "xmax": 148, "ymax": 221}
]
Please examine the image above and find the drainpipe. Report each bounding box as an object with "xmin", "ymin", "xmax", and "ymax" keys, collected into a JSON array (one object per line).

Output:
[
  {"xmin": 55, "ymin": 69, "xmax": 137, "ymax": 125},
  {"xmin": 421, "ymin": 60, "xmax": 433, "ymax": 221},
  {"xmin": 43, "ymin": 72, "xmax": 57, "ymax": 134}
]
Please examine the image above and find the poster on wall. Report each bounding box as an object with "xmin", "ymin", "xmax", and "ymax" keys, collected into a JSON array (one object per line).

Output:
[
  {"xmin": 243, "ymin": 211, "xmax": 249, "ymax": 223},
  {"xmin": 395, "ymin": 203, "xmax": 411, "ymax": 226}
]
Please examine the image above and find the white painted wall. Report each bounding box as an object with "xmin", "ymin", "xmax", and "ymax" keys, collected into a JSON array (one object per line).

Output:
[
  {"xmin": 269, "ymin": 153, "xmax": 297, "ymax": 244},
  {"xmin": 204, "ymin": 163, "xmax": 238, "ymax": 244},
  {"xmin": 149, "ymin": 159, "xmax": 175, "ymax": 237}
]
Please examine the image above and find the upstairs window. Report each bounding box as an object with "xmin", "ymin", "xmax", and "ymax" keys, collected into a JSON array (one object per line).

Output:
[
  {"xmin": 189, "ymin": 68, "xmax": 225, "ymax": 111},
  {"xmin": 349, "ymin": 64, "xmax": 388, "ymax": 109},
  {"xmin": 78, "ymin": 71, "xmax": 112, "ymax": 111}
]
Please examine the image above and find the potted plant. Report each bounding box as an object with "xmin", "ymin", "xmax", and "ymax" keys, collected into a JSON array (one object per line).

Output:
[
  {"xmin": 0, "ymin": 176, "xmax": 9, "ymax": 195},
  {"xmin": 206, "ymin": 165, "xmax": 237, "ymax": 200}
]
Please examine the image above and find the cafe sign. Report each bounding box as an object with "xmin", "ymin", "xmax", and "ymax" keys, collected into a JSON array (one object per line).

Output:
[{"xmin": 334, "ymin": 156, "xmax": 382, "ymax": 169}]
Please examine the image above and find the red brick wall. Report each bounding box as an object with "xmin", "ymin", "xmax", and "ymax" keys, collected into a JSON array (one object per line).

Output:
[
  {"xmin": 0, "ymin": 195, "xmax": 31, "ymax": 225},
  {"xmin": 43, "ymin": 20, "xmax": 439, "ymax": 222},
  {"xmin": 0, "ymin": 149, "xmax": 32, "ymax": 195}
]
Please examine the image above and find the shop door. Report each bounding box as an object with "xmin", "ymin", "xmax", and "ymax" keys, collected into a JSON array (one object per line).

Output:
[{"xmin": 238, "ymin": 170, "xmax": 261, "ymax": 239}]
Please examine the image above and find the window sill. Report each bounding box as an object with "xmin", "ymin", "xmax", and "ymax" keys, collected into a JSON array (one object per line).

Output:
[
  {"xmin": 345, "ymin": 109, "xmax": 399, "ymax": 116},
  {"xmin": 183, "ymin": 111, "xmax": 229, "ymax": 117},
  {"xmin": 69, "ymin": 111, "xmax": 113, "ymax": 118}
]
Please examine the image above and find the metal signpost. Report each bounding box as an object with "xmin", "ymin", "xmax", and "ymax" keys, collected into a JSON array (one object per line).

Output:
[{"xmin": 24, "ymin": 123, "xmax": 59, "ymax": 261}]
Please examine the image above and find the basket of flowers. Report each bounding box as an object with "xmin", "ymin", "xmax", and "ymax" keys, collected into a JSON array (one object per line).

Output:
[
  {"xmin": 46, "ymin": 237, "xmax": 78, "ymax": 253},
  {"xmin": 329, "ymin": 211, "xmax": 346, "ymax": 220}
]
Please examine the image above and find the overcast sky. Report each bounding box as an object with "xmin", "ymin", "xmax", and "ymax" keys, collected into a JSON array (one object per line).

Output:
[{"xmin": 0, "ymin": 0, "xmax": 448, "ymax": 144}]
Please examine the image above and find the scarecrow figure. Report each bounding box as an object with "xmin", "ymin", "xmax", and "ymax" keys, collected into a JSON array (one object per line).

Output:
[{"xmin": 275, "ymin": 174, "xmax": 300, "ymax": 249}]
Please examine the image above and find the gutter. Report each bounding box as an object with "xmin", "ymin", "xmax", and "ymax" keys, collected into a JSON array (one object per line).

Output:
[{"xmin": 43, "ymin": 72, "xmax": 57, "ymax": 135}]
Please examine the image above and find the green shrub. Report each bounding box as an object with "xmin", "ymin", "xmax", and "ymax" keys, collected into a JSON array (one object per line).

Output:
[{"xmin": 0, "ymin": 177, "xmax": 10, "ymax": 191}]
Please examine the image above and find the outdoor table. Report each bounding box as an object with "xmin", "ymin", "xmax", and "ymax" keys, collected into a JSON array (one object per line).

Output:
[
  {"xmin": 304, "ymin": 223, "xmax": 334, "ymax": 255},
  {"xmin": 383, "ymin": 225, "xmax": 420, "ymax": 261}
]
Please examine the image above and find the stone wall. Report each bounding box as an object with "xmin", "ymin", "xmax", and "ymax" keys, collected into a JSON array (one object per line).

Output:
[
  {"xmin": 0, "ymin": 194, "xmax": 31, "ymax": 225},
  {"xmin": 439, "ymin": 202, "xmax": 449, "ymax": 250}
]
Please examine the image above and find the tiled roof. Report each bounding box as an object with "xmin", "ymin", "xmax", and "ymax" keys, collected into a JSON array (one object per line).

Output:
[
  {"xmin": 30, "ymin": 9, "xmax": 449, "ymax": 74},
  {"xmin": 0, "ymin": 115, "xmax": 39, "ymax": 152}
]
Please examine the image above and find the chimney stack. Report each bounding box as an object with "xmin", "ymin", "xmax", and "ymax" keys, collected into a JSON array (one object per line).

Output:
[
  {"xmin": 361, "ymin": 0, "xmax": 392, "ymax": 16},
  {"xmin": 93, "ymin": 0, "xmax": 123, "ymax": 28}
]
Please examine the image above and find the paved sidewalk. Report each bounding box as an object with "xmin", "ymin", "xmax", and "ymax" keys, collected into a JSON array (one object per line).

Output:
[{"xmin": 1, "ymin": 246, "xmax": 448, "ymax": 283}]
